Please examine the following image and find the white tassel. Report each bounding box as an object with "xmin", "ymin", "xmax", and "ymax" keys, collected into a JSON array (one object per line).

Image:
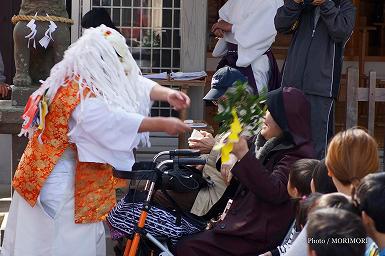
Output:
[
  {"xmin": 39, "ymin": 17, "xmax": 57, "ymax": 49},
  {"xmin": 25, "ymin": 12, "xmax": 38, "ymax": 49}
]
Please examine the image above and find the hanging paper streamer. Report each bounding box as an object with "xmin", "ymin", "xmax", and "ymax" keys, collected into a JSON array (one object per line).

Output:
[
  {"xmin": 220, "ymin": 108, "xmax": 242, "ymax": 163},
  {"xmin": 25, "ymin": 13, "xmax": 38, "ymax": 49},
  {"xmin": 37, "ymin": 95, "xmax": 49, "ymax": 144},
  {"xmin": 19, "ymin": 89, "xmax": 49, "ymax": 143},
  {"xmin": 39, "ymin": 16, "xmax": 57, "ymax": 49},
  {"xmin": 19, "ymin": 94, "xmax": 42, "ymax": 138}
]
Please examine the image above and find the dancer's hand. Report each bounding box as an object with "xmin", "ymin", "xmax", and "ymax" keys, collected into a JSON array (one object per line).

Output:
[
  {"xmin": 167, "ymin": 91, "xmax": 190, "ymax": 111},
  {"xmin": 162, "ymin": 117, "xmax": 191, "ymax": 135},
  {"xmin": 149, "ymin": 84, "xmax": 190, "ymax": 110}
]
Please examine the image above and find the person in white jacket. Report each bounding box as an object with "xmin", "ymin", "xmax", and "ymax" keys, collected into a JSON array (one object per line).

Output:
[{"xmin": 211, "ymin": 0, "xmax": 283, "ymax": 95}]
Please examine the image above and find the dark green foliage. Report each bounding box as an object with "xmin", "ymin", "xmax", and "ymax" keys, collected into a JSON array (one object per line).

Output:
[{"xmin": 214, "ymin": 81, "xmax": 267, "ymax": 136}]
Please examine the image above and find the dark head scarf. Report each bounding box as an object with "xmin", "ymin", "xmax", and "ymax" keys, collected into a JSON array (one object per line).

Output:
[{"xmin": 266, "ymin": 87, "xmax": 312, "ymax": 146}]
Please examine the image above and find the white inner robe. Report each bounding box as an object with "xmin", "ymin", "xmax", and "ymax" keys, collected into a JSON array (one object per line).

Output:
[{"xmin": 1, "ymin": 77, "xmax": 155, "ymax": 256}]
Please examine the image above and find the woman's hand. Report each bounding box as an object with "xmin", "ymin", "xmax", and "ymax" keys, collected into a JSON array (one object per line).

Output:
[
  {"xmin": 231, "ymin": 137, "xmax": 249, "ymax": 160},
  {"xmin": 188, "ymin": 131, "xmax": 215, "ymax": 154},
  {"xmin": 211, "ymin": 20, "xmax": 233, "ymax": 33},
  {"xmin": 167, "ymin": 90, "xmax": 190, "ymax": 111},
  {"xmin": 195, "ymin": 165, "xmax": 204, "ymax": 171},
  {"xmin": 221, "ymin": 153, "xmax": 237, "ymax": 185}
]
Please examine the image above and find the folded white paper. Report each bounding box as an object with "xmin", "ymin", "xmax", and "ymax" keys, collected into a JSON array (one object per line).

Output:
[
  {"xmin": 143, "ymin": 72, "xmax": 168, "ymax": 80},
  {"xmin": 189, "ymin": 129, "xmax": 204, "ymax": 140},
  {"xmin": 170, "ymin": 71, "xmax": 207, "ymax": 81}
]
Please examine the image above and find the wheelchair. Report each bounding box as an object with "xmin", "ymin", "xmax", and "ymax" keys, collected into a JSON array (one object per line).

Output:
[{"xmin": 108, "ymin": 149, "xmax": 208, "ymax": 256}]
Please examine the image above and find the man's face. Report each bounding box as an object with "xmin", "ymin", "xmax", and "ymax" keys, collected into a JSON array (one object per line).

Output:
[{"xmin": 214, "ymin": 95, "xmax": 227, "ymax": 113}]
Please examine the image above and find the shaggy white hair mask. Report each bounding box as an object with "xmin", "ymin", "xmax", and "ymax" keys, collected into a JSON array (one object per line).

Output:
[{"xmin": 21, "ymin": 25, "xmax": 153, "ymax": 146}]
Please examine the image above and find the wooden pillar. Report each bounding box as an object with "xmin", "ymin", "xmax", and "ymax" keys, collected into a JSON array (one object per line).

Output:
[
  {"xmin": 181, "ymin": 0, "xmax": 207, "ymax": 121},
  {"xmin": 71, "ymin": 0, "xmax": 89, "ymax": 43},
  {"xmin": 346, "ymin": 68, "xmax": 359, "ymax": 129},
  {"xmin": 368, "ymin": 71, "xmax": 376, "ymax": 135}
]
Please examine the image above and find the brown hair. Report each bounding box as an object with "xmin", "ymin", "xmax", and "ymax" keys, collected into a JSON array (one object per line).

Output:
[{"xmin": 325, "ymin": 128, "xmax": 379, "ymax": 187}]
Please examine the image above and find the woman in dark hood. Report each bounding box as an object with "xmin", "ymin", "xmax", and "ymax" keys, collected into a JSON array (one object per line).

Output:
[{"xmin": 175, "ymin": 87, "xmax": 315, "ymax": 255}]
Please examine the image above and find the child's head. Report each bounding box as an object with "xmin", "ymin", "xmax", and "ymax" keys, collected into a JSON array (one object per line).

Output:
[
  {"xmin": 310, "ymin": 159, "xmax": 337, "ymax": 194},
  {"xmin": 355, "ymin": 172, "xmax": 385, "ymax": 238},
  {"xmin": 307, "ymin": 208, "xmax": 366, "ymax": 256},
  {"xmin": 325, "ymin": 128, "xmax": 379, "ymax": 195},
  {"xmin": 295, "ymin": 192, "xmax": 322, "ymax": 231},
  {"xmin": 312, "ymin": 192, "xmax": 360, "ymax": 216},
  {"xmin": 288, "ymin": 159, "xmax": 319, "ymax": 198}
]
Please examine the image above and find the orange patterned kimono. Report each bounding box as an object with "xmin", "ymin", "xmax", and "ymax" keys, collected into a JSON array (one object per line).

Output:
[{"xmin": 13, "ymin": 80, "xmax": 122, "ymax": 224}]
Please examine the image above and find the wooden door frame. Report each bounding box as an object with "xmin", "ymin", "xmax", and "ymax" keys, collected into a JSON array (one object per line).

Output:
[{"xmin": 181, "ymin": 0, "xmax": 207, "ymax": 120}]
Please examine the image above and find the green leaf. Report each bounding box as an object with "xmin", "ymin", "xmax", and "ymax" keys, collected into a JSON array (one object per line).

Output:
[{"xmin": 214, "ymin": 82, "xmax": 267, "ymax": 136}]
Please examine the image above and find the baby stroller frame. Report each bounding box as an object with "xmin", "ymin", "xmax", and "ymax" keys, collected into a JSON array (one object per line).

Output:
[{"xmin": 112, "ymin": 149, "xmax": 206, "ymax": 256}]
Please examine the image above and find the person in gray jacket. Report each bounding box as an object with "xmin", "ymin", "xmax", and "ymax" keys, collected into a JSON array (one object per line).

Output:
[{"xmin": 274, "ymin": 0, "xmax": 355, "ymax": 159}]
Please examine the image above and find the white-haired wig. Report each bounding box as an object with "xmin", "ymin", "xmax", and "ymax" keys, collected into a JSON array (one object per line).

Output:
[{"xmin": 26, "ymin": 25, "xmax": 152, "ymax": 145}]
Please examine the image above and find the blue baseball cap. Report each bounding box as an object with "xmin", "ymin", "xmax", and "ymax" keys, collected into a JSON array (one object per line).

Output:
[{"xmin": 203, "ymin": 66, "xmax": 248, "ymax": 101}]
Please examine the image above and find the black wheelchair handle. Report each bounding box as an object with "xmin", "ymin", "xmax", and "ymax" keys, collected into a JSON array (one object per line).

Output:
[
  {"xmin": 112, "ymin": 168, "xmax": 158, "ymax": 181},
  {"xmin": 175, "ymin": 158, "xmax": 206, "ymax": 166},
  {"xmin": 153, "ymin": 149, "xmax": 200, "ymax": 162},
  {"xmin": 169, "ymin": 149, "xmax": 200, "ymax": 157}
]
